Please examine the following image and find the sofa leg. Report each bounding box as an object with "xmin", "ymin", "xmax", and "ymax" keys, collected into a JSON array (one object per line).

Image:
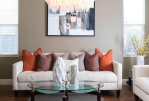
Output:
[
  {"xmin": 14, "ymin": 90, "xmax": 18, "ymax": 97},
  {"xmin": 134, "ymin": 94, "xmax": 139, "ymax": 101},
  {"xmin": 116, "ymin": 90, "xmax": 120, "ymax": 97}
]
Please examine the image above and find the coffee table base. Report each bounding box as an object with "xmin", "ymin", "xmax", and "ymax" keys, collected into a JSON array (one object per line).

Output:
[
  {"xmin": 100, "ymin": 97, "xmax": 104, "ymax": 101},
  {"xmin": 62, "ymin": 94, "xmax": 104, "ymax": 101},
  {"xmin": 61, "ymin": 91, "xmax": 104, "ymax": 101},
  {"xmin": 62, "ymin": 96, "xmax": 104, "ymax": 101},
  {"xmin": 30, "ymin": 84, "xmax": 104, "ymax": 101},
  {"xmin": 97, "ymin": 92, "xmax": 104, "ymax": 101},
  {"xmin": 31, "ymin": 91, "xmax": 35, "ymax": 101},
  {"xmin": 31, "ymin": 92, "xmax": 104, "ymax": 101},
  {"xmin": 63, "ymin": 96, "xmax": 67, "ymax": 101}
]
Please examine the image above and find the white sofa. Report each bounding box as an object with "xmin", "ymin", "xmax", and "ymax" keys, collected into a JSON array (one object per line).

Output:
[
  {"xmin": 133, "ymin": 65, "xmax": 149, "ymax": 101},
  {"xmin": 12, "ymin": 53, "xmax": 122, "ymax": 97}
]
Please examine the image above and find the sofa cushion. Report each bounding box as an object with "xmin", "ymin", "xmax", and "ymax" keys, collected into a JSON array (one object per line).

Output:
[
  {"xmin": 135, "ymin": 77, "xmax": 149, "ymax": 95},
  {"xmin": 76, "ymin": 71, "xmax": 117, "ymax": 83},
  {"xmin": 18, "ymin": 71, "xmax": 53, "ymax": 82}
]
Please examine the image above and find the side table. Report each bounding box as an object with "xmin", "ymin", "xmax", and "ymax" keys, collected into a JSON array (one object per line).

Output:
[{"xmin": 126, "ymin": 69, "xmax": 132, "ymax": 87}]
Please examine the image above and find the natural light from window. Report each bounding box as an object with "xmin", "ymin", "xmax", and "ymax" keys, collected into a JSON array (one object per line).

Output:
[
  {"xmin": 123, "ymin": 0, "xmax": 145, "ymax": 54},
  {"xmin": 0, "ymin": 0, "xmax": 18, "ymax": 55}
]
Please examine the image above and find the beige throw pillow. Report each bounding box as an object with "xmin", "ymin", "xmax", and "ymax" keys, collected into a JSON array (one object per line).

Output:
[
  {"xmin": 52, "ymin": 53, "xmax": 68, "ymax": 70},
  {"xmin": 64, "ymin": 59, "xmax": 79, "ymax": 73},
  {"xmin": 69, "ymin": 52, "xmax": 85, "ymax": 71}
]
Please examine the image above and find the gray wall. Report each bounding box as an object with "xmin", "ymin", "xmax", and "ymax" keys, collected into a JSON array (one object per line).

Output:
[{"xmin": 0, "ymin": 0, "xmax": 148, "ymax": 79}]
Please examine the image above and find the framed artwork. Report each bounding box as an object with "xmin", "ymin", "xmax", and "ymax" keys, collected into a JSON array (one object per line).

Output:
[{"xmin": 47, "ymin": 2, "xmax": 95, "ymax": 36}]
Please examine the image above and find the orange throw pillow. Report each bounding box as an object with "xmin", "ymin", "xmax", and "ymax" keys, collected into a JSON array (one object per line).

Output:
[
  {"xmin": 95, "ymin": 48, "xmax": 113, "ymax": 72},
  {"xmin": 22, "ymin": 48, "xmax": 42, "ymax": 71}
]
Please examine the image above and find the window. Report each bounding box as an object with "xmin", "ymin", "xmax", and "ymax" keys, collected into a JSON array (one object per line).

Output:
[
  {"xmin": 123, "ymin": 0, "xmax": 145, "ymax": 54},
  {"xmin": 0, "ymin": 0, "xmax": 18, "ymax": 55}
]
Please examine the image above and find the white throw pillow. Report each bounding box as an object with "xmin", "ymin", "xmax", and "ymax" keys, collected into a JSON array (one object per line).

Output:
[{"xmin": 64, "ymin": 59, "xmax": 79, "ymax": 73}]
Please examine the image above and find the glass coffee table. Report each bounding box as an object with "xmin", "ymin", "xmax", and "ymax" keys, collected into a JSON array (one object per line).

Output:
[{"xmin": 28, "ymin": 80, "xmax": 104, "ymax": 101}]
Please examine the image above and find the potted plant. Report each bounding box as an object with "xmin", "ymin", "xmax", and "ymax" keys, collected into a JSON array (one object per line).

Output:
[{"xmin": 130, "ymin": 35, "xmax": 149, "ymax": 65}]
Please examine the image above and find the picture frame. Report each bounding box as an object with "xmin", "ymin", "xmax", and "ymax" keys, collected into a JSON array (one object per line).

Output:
[{"xmin": 47, "ymin": 1, "xmax": 95, "ymax": 37}]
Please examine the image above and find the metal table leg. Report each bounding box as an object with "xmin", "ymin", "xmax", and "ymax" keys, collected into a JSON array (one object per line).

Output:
[
  {"xmin": 97, "ymin": 84, "xmax": 101, "ymax": 101},
  {"xmin": 31, "ymin": 88, "xmax": 35, "ymax": 101},
  {"xmin": 63, "ymin": 91, "xmax": 67, "ymax": 101},
  {"xmin": 65, "ymin": 88, "xmax": 68, "ymax": 101},
  {"xmin": 97, "ymin": 84, "xmax": 104, "ymax": 101}
]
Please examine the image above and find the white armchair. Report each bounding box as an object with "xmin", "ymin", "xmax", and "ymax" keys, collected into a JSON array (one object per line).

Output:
[{"xmin": 133, "ymin": 65, "xmax": 149, "ymax": 101}]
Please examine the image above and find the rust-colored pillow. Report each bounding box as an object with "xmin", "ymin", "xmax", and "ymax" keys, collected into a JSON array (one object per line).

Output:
[
  {"xmin": 22, "ymin": 48, "xmax": 42, "ymax": 71},
  {"xmin": 84, "ymin": 52, "xmax": 99, "ymax": 71},
  {"xmin": 95, "ymin": 48, "xmax": 113, "ymax": 72},
  {"xmin": 36, "ymin": 52, "xmax": 53, "ymax": 71}
]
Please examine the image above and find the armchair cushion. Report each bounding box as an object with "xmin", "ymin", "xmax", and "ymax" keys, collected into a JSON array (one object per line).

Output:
[{"xmin": 135, "ymin": 77, "xmax": 149, "ymax": 95}]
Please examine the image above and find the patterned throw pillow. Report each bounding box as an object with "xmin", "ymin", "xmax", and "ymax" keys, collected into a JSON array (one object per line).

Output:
[
  {"xmin": 36, "ymin": 52, "xmax": 53, "ymax": 71},
  {"xmin": 84, "ymin": 52, "xmax": 99, "ymax": 71}
]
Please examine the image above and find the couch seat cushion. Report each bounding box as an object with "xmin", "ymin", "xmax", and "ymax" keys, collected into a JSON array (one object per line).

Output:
[
  {"xmin": 77, "ymin": 71, "xmax": 117, "ymax": 83},
  {"xmin": 18, "ymin": 71, "xmax": 53, "ymax": 82},
  {"xmin": 135, "ymin": 77, "xmax": 149, "ymax": 95}
]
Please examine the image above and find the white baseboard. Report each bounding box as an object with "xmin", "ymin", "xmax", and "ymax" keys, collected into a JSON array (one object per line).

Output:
[
  {"xmin": 0, "ymin": 79, "xmax": 12, "ymax": 85},
  {"xmin": 0, "ymin": 79, "xmax": 129, "ymax": 85}
]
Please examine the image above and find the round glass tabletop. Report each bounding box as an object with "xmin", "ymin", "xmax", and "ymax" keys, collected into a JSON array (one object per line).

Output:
[{"xmin": 27, "ymin": 80, "xmax": 104, "ymax": 94}]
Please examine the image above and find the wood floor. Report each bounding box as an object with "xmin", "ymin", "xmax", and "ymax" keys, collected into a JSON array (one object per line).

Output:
[{"xmin": 0, "ymin": 85, "xmax": 142, "ymax": 101}]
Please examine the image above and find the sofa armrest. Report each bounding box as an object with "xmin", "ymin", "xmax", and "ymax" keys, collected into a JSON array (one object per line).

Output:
[
  {"xmin": 113, "ymin": 61, "xmax": 122, "ymax": 90},
  {"xmin": 12, "ymin": 61, "xmax": 23, "ymax": 90}
]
